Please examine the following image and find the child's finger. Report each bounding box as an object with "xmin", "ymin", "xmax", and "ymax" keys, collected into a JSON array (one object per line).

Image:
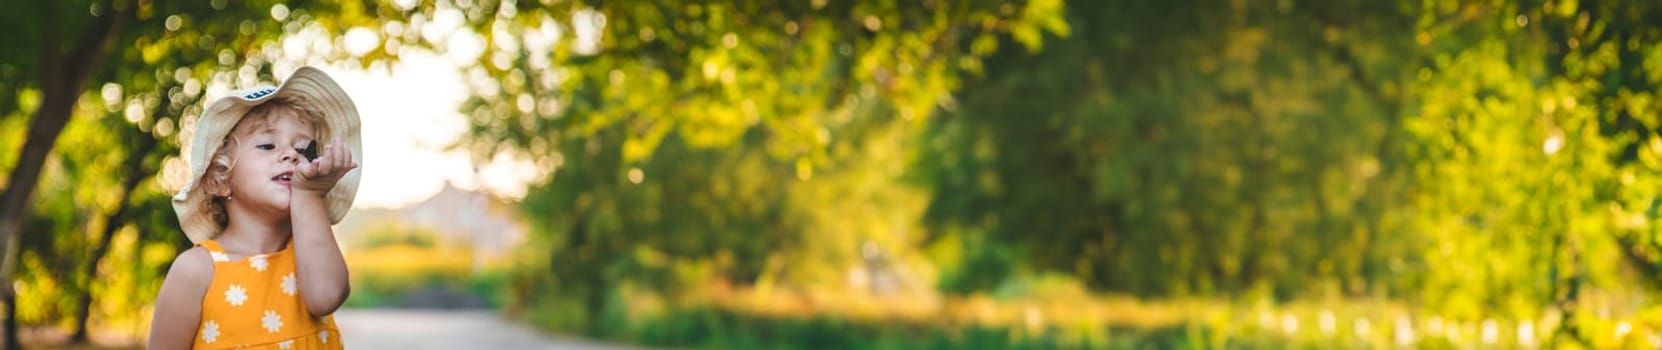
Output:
[
  {"xmin": 318, "ymin": 140, "xmax": 334, "ymax": 173},
  {"xmin": 325, "ymin": 139, "xmax": 340, "ymax": 172},
  {"xmin": 317, "ymin": 145, "xmax": 335, "ymax": 175},
  {"xmin": 333, "ymin": 138, "xmax": 347, "ymax": 171}
]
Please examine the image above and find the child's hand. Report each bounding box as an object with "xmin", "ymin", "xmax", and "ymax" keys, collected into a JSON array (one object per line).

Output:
[{"xmin": 293, "ymin": 137, "xmax": 357, "ymax": 195}]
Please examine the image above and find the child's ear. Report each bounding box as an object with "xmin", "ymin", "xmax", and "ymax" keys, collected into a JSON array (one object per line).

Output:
[
  {"xmin": 212, "ymin": 186, "xmax": 233, "ymax": 198},
  {"xmin": 202, "ymin": 176, "xmax": 232, "ymax": 198}
]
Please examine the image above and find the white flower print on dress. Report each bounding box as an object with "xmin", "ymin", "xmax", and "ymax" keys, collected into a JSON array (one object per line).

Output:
[
  {"xmin": 262, "ymin": 310, "xmax": 283, "ymax": 333},
  {"xmin": 210, "ymin": 251, "xmax": 230, "ymax": 262},
  {"xmin": 281, "ymin": 272, "xmax": 297, "ymax": 296},
  {"xmin": 201, "ymin": 320, "xmax": 220, "ymax": 343},
  {"xmin": 224, "ymin": 285, "xmax": 248, "ymax": 306},
  {"xmin": 319, "ymin": 330, "xmax": 329, "ymax": 343},
  {"xmin": 279, "ymin": 340, "xmax": 294, "ymax": 349},
  {"xmin": 249, "ymin": 254, "xmax": 268, "ymax": 271}
]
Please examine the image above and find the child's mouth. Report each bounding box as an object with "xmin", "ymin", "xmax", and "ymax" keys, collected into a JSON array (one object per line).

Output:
[{"xmin": 272, "ymin": 171, "xmax": 294, "ymax": 187}]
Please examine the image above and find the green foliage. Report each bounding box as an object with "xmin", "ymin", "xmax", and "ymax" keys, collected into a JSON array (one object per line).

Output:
[
  {"xmin": 417, "ymin": 0, "xmax": 1662, "ymax": 348},
  {"xmin": 414, "ymin": 0, "xmax": 1071, "ymax": 330},
  {"xmin": 473, "ymin": 0, "xmax": 1662, "ymax": 347},
  {"xmin": 915, "ymin": 0, "xmax": 1420, "ymax": 299},
  {"xmin": 9, "ymin": 0, "xmax": 1662, "ymax": 347}
]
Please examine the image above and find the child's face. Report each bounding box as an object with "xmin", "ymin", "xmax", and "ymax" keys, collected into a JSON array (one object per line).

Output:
[{"xmin": 226, "ymin": 107, "xmax": 316, "ymax": 216}]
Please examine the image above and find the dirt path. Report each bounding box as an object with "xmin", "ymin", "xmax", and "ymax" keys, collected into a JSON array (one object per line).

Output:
[{"xmin": 333, "ymin": 308, "xmax": 643, "ymax": 350}]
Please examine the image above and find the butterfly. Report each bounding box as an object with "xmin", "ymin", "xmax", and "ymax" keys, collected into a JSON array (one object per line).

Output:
[{"xmin": 301, "ymin": 141, "xmax": 320, "ymax": 162}]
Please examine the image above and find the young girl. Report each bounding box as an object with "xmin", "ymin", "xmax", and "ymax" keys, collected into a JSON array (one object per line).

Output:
[{"xmin": 149, "ymin": 66, "xmax": 363, "ymax": 349}]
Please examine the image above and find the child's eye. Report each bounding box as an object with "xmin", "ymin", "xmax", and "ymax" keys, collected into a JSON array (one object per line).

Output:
[{"xmin": 256, "ymin": 144, "xmax": 275, "ymax": 150}]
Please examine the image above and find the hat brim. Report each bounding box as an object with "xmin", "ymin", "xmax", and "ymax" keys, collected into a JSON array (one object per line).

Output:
[{"xmin": 172, "ymin": 66, "xmax": 363, "ymax": 243}]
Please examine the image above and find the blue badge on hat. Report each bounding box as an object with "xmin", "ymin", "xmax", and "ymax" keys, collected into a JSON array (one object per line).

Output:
[{"xmin": 243, "ymin": 87, "xmax": 277, "ymax": 99}]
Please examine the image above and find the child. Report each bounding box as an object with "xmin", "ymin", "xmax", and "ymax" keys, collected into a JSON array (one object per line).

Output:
[{"xmin": 149, "ymin": 66, "xmax": 363, "ymax": 349}]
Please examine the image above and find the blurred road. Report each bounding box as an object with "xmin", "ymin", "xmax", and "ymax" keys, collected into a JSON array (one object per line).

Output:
[{"xmin": 334, "ymin": 309, "xmax": 641, "ymax": 350}]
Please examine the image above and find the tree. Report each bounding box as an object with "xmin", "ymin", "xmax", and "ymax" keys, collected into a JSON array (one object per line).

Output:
[
  {"xmin": 0, "ymin": 2, "xmax": 127, "ymax": 343},
  {"xmin": 920, "ymin": 0, "xmax": 1662, "ymax": 344},
  {"xmin": 0, "ymin": 0, "xmax": 402, "ymax": 343},
  {"xmin": 914, "ymin": 0, "xmax": 1421, "ymax": 299},
  {"xmin": 1400, "ymin": 0, "xmax": 1662, "ymax": 343},
  {"xmin": 360, "ymin": 0, "xmax": 1067, "ymax": 329}
]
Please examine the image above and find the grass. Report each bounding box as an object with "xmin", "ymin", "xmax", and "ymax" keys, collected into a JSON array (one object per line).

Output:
[
  {"xmin": 505, "ymin": 278, "xmax": 1662, "ymax": 349},
  {"xmin": 343, "ymin": 243, "xmax": 507, "ymax": 308}
]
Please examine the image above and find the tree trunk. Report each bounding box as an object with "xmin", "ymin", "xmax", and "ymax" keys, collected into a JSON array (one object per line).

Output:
[
  {"xmin": 2, "ymin": 290, "xmax": 14, "ymax": 350},
  {"xmin": 0, "ymin": 0, "xmax": 125, "ymax": 347},
  {"xmin": 68, "ymin": 134, "xmax": 156, "ymax": 344}
]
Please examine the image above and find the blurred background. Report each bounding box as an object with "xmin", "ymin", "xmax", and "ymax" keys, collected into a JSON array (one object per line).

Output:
[{"xmin": 4, "ymin": 0, "xmax": 1662, "ymax": 349}]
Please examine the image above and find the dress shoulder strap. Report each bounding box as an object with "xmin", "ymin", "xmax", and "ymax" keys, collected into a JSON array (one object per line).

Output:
[{"xmin": 196, "ymin": 240, "xmax": 232, "ymax": 262}]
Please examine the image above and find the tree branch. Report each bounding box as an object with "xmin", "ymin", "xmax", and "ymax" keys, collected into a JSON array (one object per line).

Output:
[{"xmin": 64, "ymin": 0, "xmax": 126, "ymax": 91}]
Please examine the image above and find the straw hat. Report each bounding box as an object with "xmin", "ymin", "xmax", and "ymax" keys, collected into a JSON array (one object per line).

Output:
[{"xmin": 171, "ymin": 66, "xmax": 363, "ymax": 243}]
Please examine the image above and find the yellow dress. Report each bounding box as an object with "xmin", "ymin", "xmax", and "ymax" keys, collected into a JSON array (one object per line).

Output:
[{"xmin": 193, "ymin": 240, "xmax": 343, "ymax": 349}]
